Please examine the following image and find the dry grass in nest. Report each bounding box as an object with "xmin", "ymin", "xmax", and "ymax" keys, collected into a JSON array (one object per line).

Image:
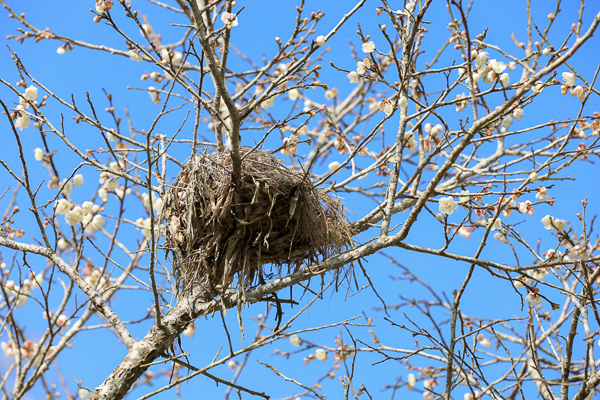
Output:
[{"xmin": 163, "ymin": 149, "xmax": 352, "ymax": 294}]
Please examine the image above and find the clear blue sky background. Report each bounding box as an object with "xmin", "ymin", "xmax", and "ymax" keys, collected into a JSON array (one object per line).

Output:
[{"xmin": 1, "ymin": 1, "xmax": 600, "ymax": 399}]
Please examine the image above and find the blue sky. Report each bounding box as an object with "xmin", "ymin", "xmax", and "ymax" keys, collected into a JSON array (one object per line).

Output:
[{"xmin": 1, "ymin": 0, "xmax": 600, "ymax": 399}]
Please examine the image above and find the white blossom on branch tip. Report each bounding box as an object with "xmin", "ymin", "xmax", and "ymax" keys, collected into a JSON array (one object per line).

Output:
[
  {"xmin": 34, "ymin": 147, "xmax": 44, "ymax": 161},
  {"xmin": 562, "ymin": 71, "xmax": 575, "ymax": 87},
  {"xmin": 347, "ymin": 71, "xmax": 360, "ymax": 84},
  {"xmin": 128, "ymin": 50, "xmax": 143, "ymax": 62},
  {"xmin": 512, "ymin": 108, "xmax": 524, "ymax": 121},
  {"xmin": 261, "ymin": 97, "xmax": 275, "ymax": 109},
  {"xmin": 315, "ymin": 348, "xmax": 328, "ymax": 361},
  {"xmin": 361, "ymin": 40, "xmax": 376, "ymax": 53},
  {"xmin": 148, "ymin": 86, "xmax": 160, "ymax": 104},
  {"xmin": 438, "ymin": 197, "xmax": 458, "ymax": 215},
  {"xmin": 525, "ymin": 293, "xmax": 542, "ymax": 306},
  {"xmin": 541, "ymin": 215, "xmax": 565, "ymax": 232},
  {"xmin": 289, "ymin": 334, "xmax": 300, "ymax": 347},
  {"xmin": 487, "ymin": 217, "xmax": 502, "ymax": 231},
  {"xmin": 288, "ymin": 89, "xmax": 299, "ymax": 101},
  {"xmin": 221, "ymin": 12, "xmax": 238, "ymax": 28},
  {"xmin": 24, "ymin": 85, "xmax": 38, "ymax": 101}
]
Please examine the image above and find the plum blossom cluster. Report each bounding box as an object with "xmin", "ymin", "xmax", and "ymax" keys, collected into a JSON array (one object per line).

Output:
[
  {"xmin": 55, "ymin": 198, "xmax": 105, "ymax": 233},
  {"xmin": 1, "ymin": 271, "xmax": 43, "ymax": 308},
  {"xmin": 561, "ymin": 71, "xmax": 587, "ymax": 101},
  {"xmin": 1, "ymin": 339, "xmax": 56, "ymax": 366},
  {"xmin": 470, "ymin": 51, "xmax": 514, "ymax": 87},
  {"xmin": 13, "ymin": 84, "xmax": 39, "ymax": 130},
  {"xmin": 221, "ymin": 12, "xmax": 239, "ymax": 28},
  {"xmin": 95, "ymin": 0, "xmax": 113, "ymax": 13},
  {"xmin": 348, "ymin": 57, "xmax": 373, "ymax": 85},
  {"xmin": 135, "ymin": 217, "xmax": 163, "ymax": 240},
  {"xmin": 281, "ymin": 130, "xmax": 301, "ymax": 156},
  {"xmin": 541, "ymin": 214, "xmax": 566, "ymax": 233},
  {"xmin": 378, "ymin": 95, "xmax": 407, "ymax": 117},
  {"xmin": 98, "ymin": 160, "xmax": 132, "ymax": 202},
  {"xmin": 142, "ymin": 192, "xmax": 163, "ymax": 214}
]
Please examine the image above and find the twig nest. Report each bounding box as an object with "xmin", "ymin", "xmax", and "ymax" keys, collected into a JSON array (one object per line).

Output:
[{"xmin": 163, "ymin": 149, "xmax": 351, "ymax": 292}]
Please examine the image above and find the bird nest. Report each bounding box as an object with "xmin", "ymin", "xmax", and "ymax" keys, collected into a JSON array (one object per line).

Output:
[{"xmin": 163, "ymin": 149, "xmax": 352, "ymax": 294}]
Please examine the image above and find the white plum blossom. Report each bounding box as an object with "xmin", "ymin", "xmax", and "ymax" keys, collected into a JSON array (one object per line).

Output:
[
  {"xmin": 562, "ymin": 72, "xmax": 576, "ymax": 87},
  {"xmin": 77, "ymin": 389, "xmax": 89, "ymax": 400},
  {"xmin": 148, "ymin": 86, "xmax": 160, "ymax": 104},
  {"xmin": 404, "ymin": 132, "xmax": 418, "ymax": 152},
  {"xmin": 15, "ymin": 109, "xmax": 30, "ymax": 130},
  {"xmin": 24, "ymin": 85, "xmax": 38, "ymax": 101},
  {"xmin": 508, "ymin": 62, "xmax": 516, "ymax": 71},
  {"xmin": 512, "ymin": 108, "xmax": 524, "ymax": 121},
  {"xmin": 82, "ymin": 201, "xmax": 94, "ymax": 215},
  {"xmin": 569, "ymin": 85, "xmax": 586, "ymax": 101},
  {"xmin": 532, "ymin": 268, "xmax": 549, "ymax": 281},
  {"xmin": 407, "ymin": 373, "xmax": 417, "ymax": 390},
  {"xmin": 315, "ymin": 348, "xmax": 328, "ymax": 361},
  {"xmin": 96, "ymin": 0, "xmax": 112, "ymax": 12},
  {"xmin": 220, "ymin": 12, "xmax": 238, "ymax": 28},
  {"xmin": 98, "ymin": 187, "xmax": 109, "ymax": 202},
  {"xmin": 56, "ymin": 199, "xmax": 71, "ymax": 215},
  {"xmin": 525, "ymin": 293, "xmax": 543, "ymax": 306},
  {"xmin": 347, "ymin": 71, "xmax": 360, "ymax": 84},
  {"xmin": 315, "ymin": 35, "xmax": 326, "ymax": 46},
  {"xmin": 34, "ymin": 147, "xmax": 44, "ymax": 161},
  {"xmin": 288, "ymin": 89, "xmax": 300, "ymax": 101},
  {"xmin": 58, "ymin": 179, "xmax": 73, "ymax": 197},
  {"xmin": 501, "ymin": 115, "xmax": 513, "ymax": 129},
  {"xmin": 529, "ymin": 171, "xmax": 539, "ymax": 181},
  {"xmin": 439, "ymin": 196, "xmax": 458, "ymax": 215},
  {"xmin": 128, "ymin": 50, "xmax": 143, "ymax": 62},
  {"xmin": 514, "ymin": 274, "xmax": 530, "ymax": 288},
  {"xmin": 289, "ymin": 334, "xmax": 301, "ymax": 347},
  {"xmin": 57, "ymin": 315, "xmax": 70, "ymax": 329},
  {"xmin": 328, "ymin": 161, "xmax": 341, "ymax": 172},
  {"xmin": 82, "ymin": 212, "xmax": 92, "ymax": 226},
  {"xmin": 261, "ymin": 97, "xmax": 275, "ymax": 109},
  {"xmin": 56, "ymin": 46, "xmax": 67, "ymax": 55},
  {"xmin": 383, "ymin": 103, "xmax": 394, "ymax": 116},
  {"xmin": 356, "ymin": 61, "xmax": 366, "ymax": 75},
  {"xmin": 499, "ymin": 73, "xmax": 510, "ymax": 87},
  {"xmin": 535, "ymin": 187, "xmax": 549, "ymax": 200},
  {"xmin": 431, "ymin": 124, "xmax": 444, "ymax": 135},
  {"xmin": 362, "ymin": 40, "xmax": 376, "ymax": 53},
  {"xmin": 1, "ymin": 342, "xmax": 15, "ymax": 357},
  {"xmin": 494, "ymin": 232, "xmax": 508, "ymax": 243},
  {"xmin": 458, "ymin": 227, "xmax": 471, "ymax": 239},
  {"xmin": 488, "ymin": 59, "xmax": 506, "ymax": 74},
  {"xmin": 73, "ymin": 174, "xmax": 84, "ymax": 187},
  {"xmin": 57, "ymin": 237, "xmax": 69, "ymax": 250},
  {"xmin": 172, "ymin": 51, "xmax": 183, "ymax": 65},
  {"xmin": 65, "ymin": 206, "xmax": 83, "ymax": 226},
  {"xmin": 398, "ymin": 95, "xmax": 408, "ymax": 109},
  {"xmin": 487, "ymin": 217, "xmax": 502, "ymax": 231},
  {"xmin": 90, "ymin": 215, "xmax": 105, "ymax": 232},
  {"xmin": 475, "ymin": 51, "xmax": 488, "ymax": 69},
  {"xmin": 541, "ymin": 215, "xmax": 565, "ymax": 232},
  {"xmin": 483, "ymin": 71, "xmax": 495, "ymax": 84},
  {"xmin": 518, "ymin": 200, "xmax": 532, "ymax": 215}
]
